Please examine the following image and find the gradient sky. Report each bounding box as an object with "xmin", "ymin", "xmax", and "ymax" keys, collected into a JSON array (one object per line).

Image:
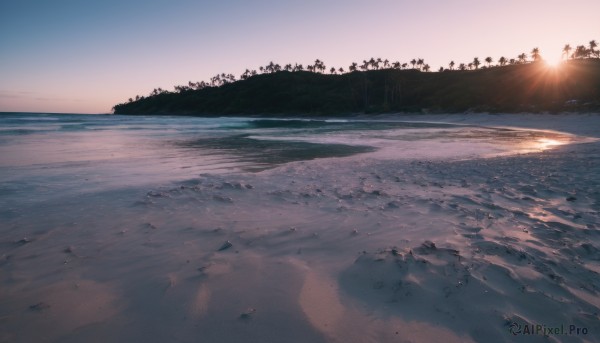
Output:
[{"xmin": 1, "ymin": 0, "xmax": 599, "ymax": 114}]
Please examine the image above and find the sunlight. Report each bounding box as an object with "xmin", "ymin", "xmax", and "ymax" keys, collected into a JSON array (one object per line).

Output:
[
  {"xmin": 535, "ymin": 138, "xmax": 565, "ymax": 149},
  {"xmin": 544, "ymin": 57, "xmax": 563, "ymax": 68}
]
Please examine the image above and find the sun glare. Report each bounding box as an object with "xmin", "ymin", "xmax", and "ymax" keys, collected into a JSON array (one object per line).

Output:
[{"xmin": 544, "ymin": 57, "xmax": 563, "ymax": 68}]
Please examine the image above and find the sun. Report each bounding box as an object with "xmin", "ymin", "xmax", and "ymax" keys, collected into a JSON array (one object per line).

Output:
[{"xmin": 544, "ymin": 56, "xmax": 563, "ymax": 68}]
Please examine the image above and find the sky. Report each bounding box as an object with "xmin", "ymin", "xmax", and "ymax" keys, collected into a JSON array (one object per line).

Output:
[{"xmin": 1, "ymin": 0, "xmax": 599, "ymax": 114}]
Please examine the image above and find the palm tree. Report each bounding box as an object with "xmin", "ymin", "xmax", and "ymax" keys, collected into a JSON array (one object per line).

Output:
[
  {"xmin": 518, "ymin": 53, "xmax": 527, "ymax": 64},
  {"xmin": 383, "ymin": 59, "xmax": 389, "ymax": 69},
  {"xmin": 459, "ymin": 63, "xmax": 466, "ymax": 71},
  {"xmin": 562, "ymin": 44, "xmax": 572, "ymax": 60},
  {"xmin": 330, "ymin": 67, "xmax": 336, "ymax": 74},
  {"xmin": 401, "ymin": 63, "xmax": 408, "ymax": 69},
  {"xmin": 410, "ymin": 59, "xmax": 417, "ymax": 69},
  {"xmin": 531, "ymin": 47, "xmax": 540, "ymax": 62},
  {"xmin": 349, "ymin": 62, "xmax": 358, "ymax": 72},
  {"xmin": 485, "ymin": 57, "xmax": 493, "ymax": 67},
  {"xmin": 338, "ymin": 67, "xmax": 344, "ymax": 74},
  {"xmin": 468, "ymin": 62, "xmax": 473, "ymax": 70},
  {"xmin": 416, "ymin": 58, "xmax": 424, "ymax": 70},
  {"xmin": 590, "ymin": 40, "xmax": 598, "ymax": 58},
  {"xmin": 473, "ymin": 57, "xmax": 480, "ymax": 69},
  {"xmin": 438, "ymin": 66, "xmax": 444, "ymax": 72},
  {"xmin": 423, "ymin": 64, "xmax": 430, "ymax": 72},
  {"xmin": 498, "ymin": 56, "xmax": 507, "ymax": 66},
  {"xmin": 449, "ymin": 61, "xmax": 455, "ymax": 70},
  {"xmin": 573, "ymin": 45, "xmax": 588, "ymax": 59}
]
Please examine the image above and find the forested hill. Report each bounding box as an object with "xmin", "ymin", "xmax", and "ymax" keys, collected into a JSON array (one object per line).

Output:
[{"xmin": 113, "ymin": 59, "xmax": 600, "ymax": 116}]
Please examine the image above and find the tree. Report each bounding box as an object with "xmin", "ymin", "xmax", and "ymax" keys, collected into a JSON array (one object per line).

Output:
[
  {"xmin": 590, "ymin": 40, "xmax": 598, "ymax": 58},
  {"xmin": 468, "ymin": 62, "xmax": 473, "ymax": 70},
  {"xmin": 531, "ymin": 47, "xmax": 540, "ymax": 62},
  {"xmin": 330, "ymin": 67, "xmax": 336, "ymax": 74},
  {"xmin": 485, "ymin": 57, "xmax": 493, "ymax": 67},
  {"xmin": 498, "ymin": 56, "xmax": 507, "ymax": 66},
  {"xmin": 449, "ymin": 61, "xmax": 455, "ymax": 70},
  {"xmin": 410, "ymin": 59, "xmax": 417, "ymax": 69},
  {"xmin": 416, "ymin": 58, "xmax": 424, "ymax": 70},
  {"xmin": 562, "ymin": 44, "xmax": 572, "ymax": 60},
  {"xmin": 383, "ymin": 59, "xmax": 389, "ymax": 69},
  {"xmin": 438, "ymin": 66, "xmax": 444, "ymax": 72},
  {"xmin": 458, "ymin": 63, "xmax": 466, "ymax": 71},
  {"xmin": 518, "ymin": 53, "xmax": 527, "ymax": 64},
  {"xmin": 349, "ymin": 62, "xmax": 358, "ymax": 72},
  {"xmin": 338, "ymin": 67, "xmax": 344, "ymax": 74},
  {"xmin": 423, "ymin": 64, "xmax": 430, "ymax": 72},
  {"xmin": 573, "ymin": 45, "xmax": 588, "ymax": 59},
  {"xmin": 473, "ymin": 57, "xmax": 480, "ymax": 69}
]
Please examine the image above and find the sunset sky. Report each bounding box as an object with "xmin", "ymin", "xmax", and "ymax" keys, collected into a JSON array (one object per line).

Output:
[{"xmin": 1, "ymin": 0, "xmax": 598, "ymax": 114}]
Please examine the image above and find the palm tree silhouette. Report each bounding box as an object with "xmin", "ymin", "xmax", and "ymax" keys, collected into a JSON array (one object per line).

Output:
[
  {"xmin": 562, "ymin": 44, "xmax": 572, "ymax": 60},
  {"xmin": 410, "ymin": 59, "xmax": 417, "ymax": 69},
  {"xmin": 473, "ymin": 57, "xmax": 480, "ymax": 69},
  {"xmin": 449, "ymin": 61, "xmax": 455, "ymax": 70},
  {"xmin": 531, "ymin": 48, "xmax": 540, "ymax": 62},
  {"xmin": 590, "ymin": 40, "xmax": 598, "ymax": 58},
  {"xmin": 518, "ymin": 53, "xmax": 527, "ymax": 64},
  {"xmin": 416, "ymin": 58, "xmax": 424, "ymax": 71},
  {"xmin": 498, "ymin": 56, "xmax": 507, "ymax": 66},
  {"xmin": 485, "ymin": 57, "xmax": 493, "ymax": 67},
  {"xmin": 349, "ymin": 62, "xmax": 358, "ymax": 72}
]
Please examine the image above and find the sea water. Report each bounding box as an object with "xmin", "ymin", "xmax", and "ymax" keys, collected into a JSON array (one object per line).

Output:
[{"xmin": 0, "ymin": 112, "xmax": 584, "ymax": 203}]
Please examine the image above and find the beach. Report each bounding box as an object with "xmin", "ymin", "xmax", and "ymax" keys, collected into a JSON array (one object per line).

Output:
[{"xmin": 1, "ymin": 113, "xmax": 599, "ymax": 342}]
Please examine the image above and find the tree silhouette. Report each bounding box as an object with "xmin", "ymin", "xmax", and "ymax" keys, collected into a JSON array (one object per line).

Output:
[
  {"xmin": 349, "ymin": 62, "xmax": 358, "ymax": 72},
  {"xmin": 531, "ymin": 47, "xmax": 541, "ymax": 62},
  {"xmin": 573, "ymin": 45, "xmax": 588, "ymax": 59},
  {"xmin": 590, "ymin": 40, "xmax": 598, "ymax": 58},
  {"xmin": 518, "ymin": 53, "xmax": 527, "ymax": 64},
  {"xmin": 330, "ymin": 67, "xmax": 336, "ymax": 74},
  {"xmin": 562, "ymin": 44, "xmax": 572, "ymax": 60},
  {"xmin": 423, "ymin": 64, "xmax": 430, "ymax": 72},
  {"xmin": 498, "ymin": 56, "xmax": 507, "ymax": 66},
  {"xmin": 485, "ymin": 57, "xmax": 493, "ymax": 67},
  {"xmin": 416, "ymin": 58, "xmax": 424, "ymax": 70},
  {"xmin": 473, "ymin": 57, "xmax": 480, "ymax": 69},
  {"xmin": 410, "ymin": 59, "xmax": 417, "ymax": 69},
  {"xmin": 449, "ymin": 61, "xmax": 455, "ymax": 70},
  {"xmin": 458, "ymin": 63, "xmax": 466, "ymax": 71}
]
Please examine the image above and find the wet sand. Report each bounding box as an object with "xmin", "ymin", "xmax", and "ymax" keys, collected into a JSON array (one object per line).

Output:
[{"xmin": 1, "ymin": 113, "xmax": 599, "ymax": 342}]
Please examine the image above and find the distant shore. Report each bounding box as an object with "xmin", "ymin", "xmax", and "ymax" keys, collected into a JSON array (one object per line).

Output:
[{"xmin": 113, "ymin": 59, "xmax": 600, "ymax": 116}]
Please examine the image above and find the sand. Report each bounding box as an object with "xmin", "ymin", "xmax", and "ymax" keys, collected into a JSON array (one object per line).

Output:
[{"xmin": 1, "ymin": 113, "xmax": 599, "ymax": 342}]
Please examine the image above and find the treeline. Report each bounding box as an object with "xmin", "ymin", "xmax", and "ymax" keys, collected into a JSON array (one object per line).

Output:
[{"xmin": 113, "ymin": 40, "xmax": 600, "ymax": 115}]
